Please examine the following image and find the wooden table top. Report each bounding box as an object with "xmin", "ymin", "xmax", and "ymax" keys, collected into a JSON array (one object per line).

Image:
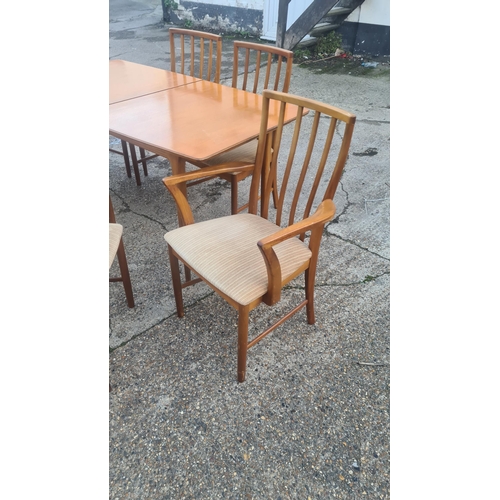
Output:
[
  {"xmin": 109, "ymin": 79, "xmax": 299, "ymax": 163},
  {"xmin": 109, "ymin": 60, "xmax": 200, "ymax": 104}
]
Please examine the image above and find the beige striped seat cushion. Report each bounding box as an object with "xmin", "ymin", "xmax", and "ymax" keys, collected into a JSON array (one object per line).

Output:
[
  {"xmin": 164, "ymin": 213, "xmax": 312, "ymax": 306},
  {"xmin": 201, "ymin": 139, "xmax": 258, "ymax": 167},
  {"xmin": 109, "ymin": 223, "xmax": 123, "ymax": 269}
]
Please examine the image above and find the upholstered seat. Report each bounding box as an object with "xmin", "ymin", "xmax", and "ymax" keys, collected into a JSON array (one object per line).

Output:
[
  {"xmin": 165, "ymin": 213, "xmax": 311, "ymax": 306},
  {"xmin": 201, "ymin": 140, "xmax": 257, "ymax": 167},
  {"xmin": 109, "ymin": 223, "xmax": 123, "ymax": 269}
]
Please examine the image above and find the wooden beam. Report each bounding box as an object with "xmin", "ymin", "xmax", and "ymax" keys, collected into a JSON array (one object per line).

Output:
[
  {"xmin": 276, "ymin": 0, "xmax": 291, "ymax": 49},
  {"xmin": 282, "ymin": 0, "xmax": 339, "ymax": 51}
]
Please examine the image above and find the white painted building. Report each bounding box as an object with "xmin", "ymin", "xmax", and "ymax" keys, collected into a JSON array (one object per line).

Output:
[{"xmin": 169, "ymin": 0, "xmax": 390, "ymax": 55}]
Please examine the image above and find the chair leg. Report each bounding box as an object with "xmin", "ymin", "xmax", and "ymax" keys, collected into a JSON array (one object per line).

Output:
[
  {"xmin": 121, "ymin": 140, "xmax": 132, "ymax": 178},
  {"xmin": 237, "ymin": 305, "xmax": 249, "ymax": 382},
  {"xmin": 168, "ymin": 246, "xmax": 185, "ymax": 318},
  {"xmin": 230, "ymin": 176, "xmax": 239, "ymax": 215},
  {"xmin": 139, "ymin": 148, "xmax": 149, "ymax": 177},
  {"xmin": 128, "ymin": 145, "xmax": 142, "ymax": 186},
  {"xmin": 305, "ymin": 268, "xmax": 315, "ymax": 324},
  {"xmin": 116, "ymin": 239, "xmax": 135, "ymax": 308}
]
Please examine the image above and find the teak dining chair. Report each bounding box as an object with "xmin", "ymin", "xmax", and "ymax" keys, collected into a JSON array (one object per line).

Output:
[
  {"xmin": 187, "ymin": 41, "xmax": 294, "ymax": 215},
  {"xmin": 163, "ymin": 90, "xmax": 356, "ymax": 382},
  {"xmin": 109, "ymin": 196, "xmax": 134, "ymax": 308},
  {"xmin": 114, "ymin": 29, "xmax": 224, "ymax": 186}
]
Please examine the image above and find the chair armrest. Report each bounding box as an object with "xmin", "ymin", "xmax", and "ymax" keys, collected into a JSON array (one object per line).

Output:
[
  {"xmin": 162, "ymin": 162, "xmax": 255, "ymax": 225},
  {"xmin": 257, "ymin": 199, "xmax": 336, "ymax": 304}
]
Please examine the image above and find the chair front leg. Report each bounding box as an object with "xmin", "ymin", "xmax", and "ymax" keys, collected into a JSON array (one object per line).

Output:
[
  {"xmin": 168, "ymin": 246, "xmax": 185, "ymax": 318},
  {"xmin": 237, "ymin": 305, "xmax": 250, "ymax": 382},
  {"xmin": 305, "ymin": 267, "xmax": 315, "ymax": 324}
]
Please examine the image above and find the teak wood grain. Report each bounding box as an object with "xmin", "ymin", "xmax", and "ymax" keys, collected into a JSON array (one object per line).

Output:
[
  {"xmin": 109, "ymin": 79, "xmax": 300, "ymax": 166},
  {"xmin": 109, "ymin": 60, "xmax": 200, "ymax": 104}
]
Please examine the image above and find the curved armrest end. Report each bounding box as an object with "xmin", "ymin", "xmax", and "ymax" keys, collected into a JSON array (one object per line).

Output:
[{"xmin": 257, "ymin": 199, "xmax": 336, "ymax": 304}]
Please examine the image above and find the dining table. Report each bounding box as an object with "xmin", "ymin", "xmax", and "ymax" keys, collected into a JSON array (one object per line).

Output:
[{"xmin": 109, "ymin": 59, "xmax": 300, "ymax": 210}]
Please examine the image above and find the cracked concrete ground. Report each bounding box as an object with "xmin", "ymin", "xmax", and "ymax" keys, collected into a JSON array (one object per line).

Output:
[{"xmin": 109, "ymin": 1, "xmax": 389, "ymax": 498}]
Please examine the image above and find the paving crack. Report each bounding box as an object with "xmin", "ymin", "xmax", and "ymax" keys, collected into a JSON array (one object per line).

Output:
[
  {"xmin": 331, "ymin": 181, "xmax": 351, "ymax": 223},
  {"xmin": 110, "ymin": 290, "xmax": 215, "ymax": 352},
  {"xmin": 110, "ymin": 188, "xmax": 169, "ymax": 231},
  {"xmin": 323, "ymin": 230, "xmax": 389, "ymax": 262},
  {"xmin": 284, "ymin": 270, "xmax": 390, "ymax": 291},
  {"xmin": 356, "ymin": 119, "xmax": 390, "ymax": 125}
]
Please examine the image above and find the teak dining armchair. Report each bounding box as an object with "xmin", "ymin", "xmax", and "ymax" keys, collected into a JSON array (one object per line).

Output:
[
  {"xmin": 187, "ymin": 41, "xmax": 294, "ymax": 215},
  {"xmin": 163, "ymin": 90, "xmax": 356, "ymax": 382}
]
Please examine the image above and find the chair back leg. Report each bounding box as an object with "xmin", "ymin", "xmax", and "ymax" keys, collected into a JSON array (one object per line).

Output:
[{"xmin": 116, "ymin": 240, "xmax": 135, "ymax": 308}]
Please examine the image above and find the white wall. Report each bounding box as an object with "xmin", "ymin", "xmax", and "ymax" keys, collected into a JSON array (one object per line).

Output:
[
  {"xmin": 347, "ymin": 0, "xmax": 390, "ymax": 26},
  {"xmin": 183, "ymin": 0, "xmax": 264, "ymax": 8}
]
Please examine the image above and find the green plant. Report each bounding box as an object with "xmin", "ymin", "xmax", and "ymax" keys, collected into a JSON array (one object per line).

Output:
[
  {"xmin": 293, "ymin": 47, "xmax": 313, "ymax": 62},
  {"xmin": 315, "ymin": 31, "xmax": 343, "ymax": 56},
  {"xmin": 183, "ymin": 19, "xmax": 193, "ymax": 28}
]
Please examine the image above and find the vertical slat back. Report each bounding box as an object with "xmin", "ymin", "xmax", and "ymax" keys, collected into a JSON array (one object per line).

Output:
[
  {"xmin": 274, "ymin": 105, "xmax": 304, "ymax": 226},
  {"xmin": 190, "ymin": 35, "xmax": 195, "ymax": 76},
  {"xmin": 243, "ymin": 49, "xmax": 250, "ymax": 91},
  {"xmin": 169, "ymin": 33, "xmax": 176, "ymax": 73},
  {"xmin": 232, "ymin": 41, "xmax": 293, "ymax": 95},
  {"xmin": 169, "ymin": 29, "xmax": 222, "ymax": 83},
  {"xmin": 302, "ymin": 116, "xmax": 337, "ymax": 221},
  {"xmin": 253, "ymin": 51, "xmax": 262, "ymax": 94},
  {"xmin": 207, "ymin": 41, "xmax": 213, "ymax": 81},
  {"xmin": 286, "ymin": 111, "xmax": 320, "ymax": 227},
  {"xmin": 180, "ymin": 34, "xmax": 186, "ymax": 74},
  {"xmin": 252, "ymin": 90, "xmax": 356, "ymax": 231},
  {"xmin": 198, "ymin": 38, "xmax": 204, "ymax": 78},
  {"xmin": 274, "ymin": 55, "xmax": 283, "ymax": 91},
  {"xmin": 261, "ymin": 100, "xmax": 289, "ymax": 220},
  {"xmin": 263, "ymin": 53, "xmax": 272, "ymax": 91}
]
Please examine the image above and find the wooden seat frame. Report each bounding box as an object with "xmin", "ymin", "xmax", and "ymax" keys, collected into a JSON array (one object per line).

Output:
[{"xmin": 163, "ymin": 90, "xmax": 356, "ymax": 382}]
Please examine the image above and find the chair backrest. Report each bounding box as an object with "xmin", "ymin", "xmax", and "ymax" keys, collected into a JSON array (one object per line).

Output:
[
  {"xmin": 248, "ymin": 90, "xmax": 356, "ymax": 231},
  {"xmin": 232, "ymin": 41, "xmax": 293, "ymax": 94},
  {"xmin": 169, "ymin": 28, "xmax": 222, "ymax": 83}
]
